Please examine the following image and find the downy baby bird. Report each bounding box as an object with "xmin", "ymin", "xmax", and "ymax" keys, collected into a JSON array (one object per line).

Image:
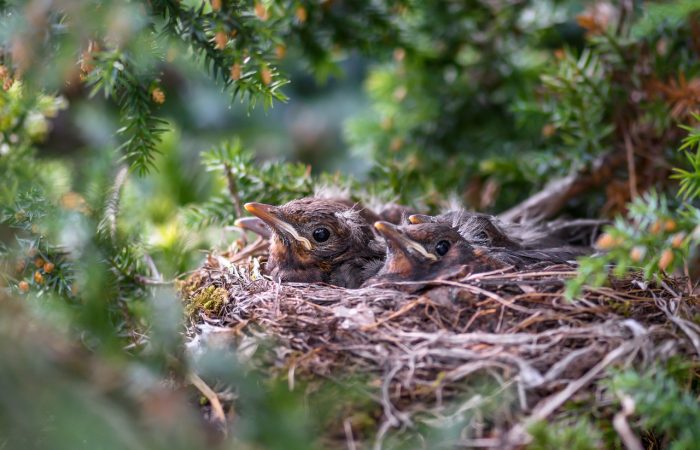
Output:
[
  {"xmin": 243, "ymin": 198, "xmax": 386, "ymax": 288},
  {"xmin": 408, "ymin": 211, "xmax": 604, "ymax": 250},
  {"xmin": 365, "ymin": 220, "xmax": 584, "ymax": 284},
  {"xmin": 236, "ymin": 200, "xmax": 416, "ymax": 240}
]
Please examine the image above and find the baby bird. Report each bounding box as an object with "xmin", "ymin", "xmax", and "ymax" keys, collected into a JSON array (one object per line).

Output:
[
  {"xmin": 236, "ymin": 199, "xmax": 414, "ymax": 240},
  {"xmin": 408, "ymin": 211, "xmax": 604, "ymax": 249},
  {"xmin": 366, "ymin": 220, "xmax": 583, "ymax": 284},
  {"xmin": 243, "ymin": 198, "xmax": 385, "ymax": 288}
]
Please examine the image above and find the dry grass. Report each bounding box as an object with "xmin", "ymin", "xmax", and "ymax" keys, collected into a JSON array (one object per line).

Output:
[{"xmin": 181, "ymin": 237, "xmax": 700, "ymax": 448}]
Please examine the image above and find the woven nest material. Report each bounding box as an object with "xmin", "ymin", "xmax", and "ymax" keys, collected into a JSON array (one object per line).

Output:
[{"xmin": 181, "ymin": 237, "xmax": 700, "ymax": 448}]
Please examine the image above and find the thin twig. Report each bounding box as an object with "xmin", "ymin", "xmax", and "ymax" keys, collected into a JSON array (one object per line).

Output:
[
  {"xmin": 188, "ymin": 372, "xmax": 228, "ymax": 434},
  {"xmin": 224, "ymin": 163, "xmax": 243, "ymax": 218},
  {"xmin": 624, "ymin": 132, "xmax": 638, "ymax": 199}
]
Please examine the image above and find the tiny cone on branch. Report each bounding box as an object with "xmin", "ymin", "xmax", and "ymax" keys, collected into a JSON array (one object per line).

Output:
[
  {"xmin": 664, "ymin": 219, "xmax": 677, "ymax": 232},
  {"xmin": 18, "ymin": 281, "xmax": 29, "ymax": 293},
  {"xmin": 34, "ymin": 271, "xmax": 43, "ymax": 284},
  {"xmin": 44, "ymin": 262, "xmax": 55, "ymax": 274},
  {"xmin": 275, "ymin": 45, "xmax": 286, "ymax": 59},
  {"xmin": 34, "ymin": 257, "xmax": 44, "ymax": 268},
  {"xmin": 211, "ymin": 0, "xmax": 222, "ymax": 11}
]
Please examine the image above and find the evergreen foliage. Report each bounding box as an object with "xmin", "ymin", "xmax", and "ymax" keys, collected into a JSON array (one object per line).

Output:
[{"xmin": 1, "ymin": 0, "xmax": 700, "ymax": 448}]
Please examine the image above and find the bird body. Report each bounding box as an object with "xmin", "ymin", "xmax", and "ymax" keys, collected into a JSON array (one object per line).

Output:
[{"xmin": 243, "ymin": 198, "xmax": 385, "ymax": 288}]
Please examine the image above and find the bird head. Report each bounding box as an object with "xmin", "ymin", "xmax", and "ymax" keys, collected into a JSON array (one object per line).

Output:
[
  {"xmin": 244, "ymin": 198, "xmax": 384, "ymax": 285},
  {"xmin": 408, "ymin": 211, "xmax": 521, "ymax": 249},
  {"xmin": 371, "ymin": 221, "xmax": 499, "ymax": 282}
]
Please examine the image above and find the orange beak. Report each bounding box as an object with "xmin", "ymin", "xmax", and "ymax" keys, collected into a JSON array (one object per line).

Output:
[
  {"xmin": 374, "ymin": 221, "xmax": 436, "ymax": 261},
  {"xmin": 408, "ymin": 214, "xmax": 433, "ymax": 225},
  {"xmin": 244, "ymin": 202, "xmax": 312, "ymax": 250}
]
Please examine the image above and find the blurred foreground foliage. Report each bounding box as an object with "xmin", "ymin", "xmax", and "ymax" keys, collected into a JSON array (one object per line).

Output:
[{"xmin": 1, "ymin": 0, "xmax": 700, "ymax": 448}]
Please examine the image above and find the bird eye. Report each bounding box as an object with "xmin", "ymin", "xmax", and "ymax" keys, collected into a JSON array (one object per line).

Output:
[
  {"xmin": 435, "ymin": 240, "xmax": 451, "ymax": 256},
  {"xmin": 312, "ymin": 227, "xmax": 331, "ymax": 243}
]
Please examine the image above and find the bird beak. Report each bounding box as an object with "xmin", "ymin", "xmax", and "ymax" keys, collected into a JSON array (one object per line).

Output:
[
  {"xmin": 234, "ymin": 217, "xmax": 271, "ymax": 239},
  {"xmin": 374, "ymin": 221, "xmax": 437, "ymax": 261},
  {"xmin": 244, "ymin": 202, "xmax": 312, "ymax": 250},
  {"xmin": 408, "ymin": 214, "xmax": 433, "ymax": 224}
]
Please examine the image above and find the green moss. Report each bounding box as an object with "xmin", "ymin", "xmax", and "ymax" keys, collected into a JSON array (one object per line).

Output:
[
  {"xmin": 184, "ymin": 285, "xmax": 228, "ymax": 317},
  {"xmin": 527, "ymin": 419, "xmax": 603, "ymax": 450}
]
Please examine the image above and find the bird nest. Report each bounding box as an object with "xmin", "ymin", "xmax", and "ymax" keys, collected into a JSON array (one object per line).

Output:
[{"xmin": 180, "ymin": 237, "xmax": 700, "ymax": 448}]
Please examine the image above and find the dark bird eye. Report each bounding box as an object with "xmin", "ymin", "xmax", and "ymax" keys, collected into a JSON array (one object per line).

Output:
[
  {"xmin": 435, "ymin": 240, "xmax": 451, "ymax": 256},
  {"xmin": 312, "ymin": 227, "xmax": 330, "ymax": 242}
]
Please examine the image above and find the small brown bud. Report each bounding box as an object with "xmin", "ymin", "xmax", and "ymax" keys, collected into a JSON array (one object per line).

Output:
[
  {"xmin": 34, "ymin": 271, "xmax": 43, "ymax": 284},
  {"xmin": 230, "ymin": 63, "xmax": 241, "ymax": 80},
  {"xmin": 542, "ymin": 123, "xmax": 556, "ymax": 138},
  {"xmin": 275, "ymin": 45, "xmax": 286, "ymax": 59},
  {"xmin": 658, "ymin": 249, "xmax": 674, "ymax": 271},
  {"xmin": 671, "ymin": 233, "xmax": 685, "ymax": 248},
  {"xmin": 214, "ymin": 31, "xmax": 228, "ymax": 50},
  {"xmin": 595, "ymin": 233, "xmax": 617, "ymax": 250},
  {"xmin": 0, "ymin": 65, "xmax": 8, "ymax": 80},
  {"xmin": 44, "ymin": 262, "xmax": 55, "ymax": 274},
  {"xmin": 3, "ymin": 77, "xmax": 14, "ymax": 91},
  {"xmin": 211, "ymin": 0, "xmax": 222, "ymax": 11},
  {"xmin": 18, "ymin": 281, "xmax": 30, "ymax": 293},
  {"xmin": 255, "ymin": 2, "xmax": 269, "ymax": 20},
  {"xmin": 15, "ymin": 259, "xmax": 26, "ymax": 273},
  {"xmin": 629, "ymin": 246, "xmax": 645, "ymax": 262},
  {"xmin": 649, "ymin": 221, "xmax": 662, "ymax": 234},
  {"xmin": 393, "ymin": 48, "xmax": 406, "ymax": 62},
  {"xmin": 664, "ymin": 219, "xmax": 677, "ymax": 232},
  {"xmin": 34, "ymin": 257, "xmax": 45, "ymax": 268},
  {"xmin": 390, "ymin": 137, "xmax": 403, "ymax": 152},
  {"xmin": 260, "ymin": 66, "xmax": 272, "ymax": 85},
  {"xmin": 393, "ymin": 85, "xmax": 407, "ymax": 102},
  {"xmin": 151, "ymin": 87, "xmax": 165, "ymax": 104},
  {"xmin": 554, "ymin": 48, "xmax": 565, "ymax": 60},
  {"xmin": 295, "ymin": 6, "xmax": 307, "ymax": 23}
]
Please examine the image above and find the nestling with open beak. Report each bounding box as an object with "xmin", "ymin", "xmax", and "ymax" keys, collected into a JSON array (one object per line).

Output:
[
  {"xmin": 236, "ymin": 199, "xmax": 414, "ymax": 241},
  {"xmin": 365, "ymin": 221, "xmax": 584, "ymax": 285},
  {"xmin": 234, "ymin": 217, "xmax": 271, "ymax": 239},
  {"xmin": 243, "ymin": 198, "xmax": 385, "ymax": 288}
]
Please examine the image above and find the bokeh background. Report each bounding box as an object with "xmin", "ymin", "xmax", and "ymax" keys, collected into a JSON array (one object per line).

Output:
[{"xmin": 2, "ymin": 1, "xmax": 700, "ymax": 449}]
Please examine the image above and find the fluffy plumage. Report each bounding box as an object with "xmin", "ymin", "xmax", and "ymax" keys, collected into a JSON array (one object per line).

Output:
[
  {"xmin": 243, "ymin": 197, "xmax": 385, "ymax": 288},
  {"xmin": 409, "ymin": 210, "xmax": 606, "ymax": 249},
  {"xmin": 366, "ymin": 221, "xmax": 587, "ymax": 285}
]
